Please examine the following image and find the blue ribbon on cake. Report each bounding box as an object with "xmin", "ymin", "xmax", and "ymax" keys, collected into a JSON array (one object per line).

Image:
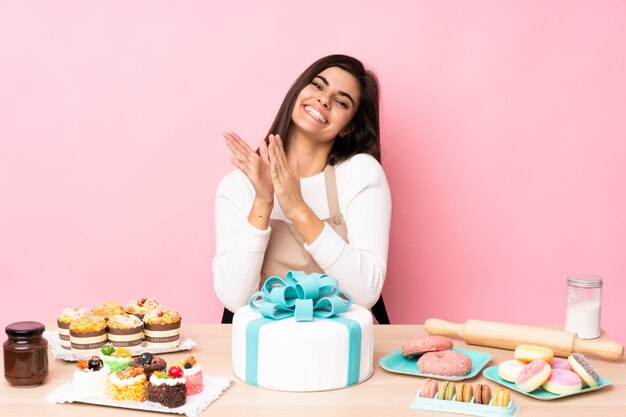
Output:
[{"xmin": 245, "ymin": 270, "xmax": 361, "ymax": 386}]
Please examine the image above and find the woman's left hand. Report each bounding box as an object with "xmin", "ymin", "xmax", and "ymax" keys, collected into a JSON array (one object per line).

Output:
[{"xmin": 267, "ymin": 134, "xmax": 307, "ymax": 221}]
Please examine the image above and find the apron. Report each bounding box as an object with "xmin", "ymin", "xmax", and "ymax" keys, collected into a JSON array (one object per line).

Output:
[
  {"xmin": 220, "ymin": 164, "xmax": 389, "ymax": 324},
  {"xmin": 260, "ymin": 164, "xmax": 347, "ymax": 279}
]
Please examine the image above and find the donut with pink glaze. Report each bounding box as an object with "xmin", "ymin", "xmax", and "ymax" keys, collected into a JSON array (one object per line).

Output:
[
  {"xmin": 417, "ymin": 350, "xmax": 472, "ymax": 376},
  {"xmin": 401, "ymin": 335, "xmax": 453, "ymax": 358},
  {"xmin": 515, "ymin": 360, "xmax": 551, "ymax": 392},
  {"xmin": 542, "ymin": 368, "xmax": 582, "ymax": 395},
  {"xmin": 550, "ymin": 358, "xmax": 572, "ymax": 371}
]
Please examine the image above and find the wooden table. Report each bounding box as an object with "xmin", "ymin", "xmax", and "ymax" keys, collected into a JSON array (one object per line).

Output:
[{"xmin": 1, "ymin": 324, "xmax": 625, "ymax": 416}]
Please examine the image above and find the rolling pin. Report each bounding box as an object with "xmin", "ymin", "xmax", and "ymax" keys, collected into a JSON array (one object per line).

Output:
[{"xmin": 424, "ymin": 318, "xmax": 624, "ymax": 360}]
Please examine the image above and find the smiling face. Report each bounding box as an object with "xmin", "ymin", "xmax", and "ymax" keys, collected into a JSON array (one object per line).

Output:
[{"xmin": 290, "ymin": 66, "xmax": 361, "ymax": 144}]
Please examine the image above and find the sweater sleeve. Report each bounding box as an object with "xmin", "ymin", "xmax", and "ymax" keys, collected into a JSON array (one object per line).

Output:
[
  {"xmin": 212, "ymin": 171, "xmax": 271, "ymax": 312},
  {"xmin": 305, "ymin": 154, "xmax": 392, "ymax": 309}
]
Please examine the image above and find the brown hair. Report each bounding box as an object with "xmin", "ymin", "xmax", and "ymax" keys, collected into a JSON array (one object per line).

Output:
[{"xmin": 265, "ymin": 54, "xmax": 381, "ymax": 164}]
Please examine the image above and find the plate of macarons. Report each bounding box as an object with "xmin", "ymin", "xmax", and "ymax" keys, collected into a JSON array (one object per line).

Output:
[
  {"xmin": 482, "ymin": 345, "xmax": 612, "ymax": 400},
  {"xmin": 379, "ymin": 335, "xmax": 493, "ymax": 381}
]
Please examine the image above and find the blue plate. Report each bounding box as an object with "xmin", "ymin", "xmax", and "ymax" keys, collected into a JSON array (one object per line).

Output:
[
  {"xmin": 379, "ymin": 348, "xmax": 493, "ymax": 381},
  {"xmin": 482, "ymin": 365, "xmax": 612, "ymax": 400}
]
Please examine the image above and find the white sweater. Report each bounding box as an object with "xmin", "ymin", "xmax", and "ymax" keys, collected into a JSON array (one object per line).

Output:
[{"xmin": 212, "ymin": 153, "xmax": 392, "ymax": 313}]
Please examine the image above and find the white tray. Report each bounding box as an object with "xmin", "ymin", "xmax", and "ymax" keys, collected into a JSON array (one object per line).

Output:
[
  {"xmin": 45, "ymin": 330, "xmax": 196, "ymax": 361},
  {"xmin": 411, "ymin": 390, "xmax": 520, "ymax": 417},
  {"xmin": 46, "ymin": 375, "xmax": 231, "ymax": 417}
]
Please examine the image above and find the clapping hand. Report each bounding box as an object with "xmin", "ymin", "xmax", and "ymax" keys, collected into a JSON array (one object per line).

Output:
[
  {"xmin": 267, "ymin": 134, "xmax": 307, "ymax": 222},
  {"xmin": 224, "ymin": 131, "xmax": 273, "ymax": 204}
]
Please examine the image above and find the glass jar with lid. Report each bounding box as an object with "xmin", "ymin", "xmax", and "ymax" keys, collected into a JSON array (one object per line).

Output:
[
  {"xmin": 565, "ymin": 275, "xmax": 603, "ymax": 339},
  {"xmin": 3, "ymin": 321, "xmax": 49, "ymax": 387}
]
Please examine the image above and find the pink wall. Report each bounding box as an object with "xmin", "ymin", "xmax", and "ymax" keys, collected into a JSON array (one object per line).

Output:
[{"xmin": 1, "ymin": 2, "xmax": 625, "ymax": 345}]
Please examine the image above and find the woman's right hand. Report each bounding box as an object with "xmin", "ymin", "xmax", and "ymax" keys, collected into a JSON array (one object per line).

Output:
[{"xmin": 224, "ymin": 131, "xmax": 274, "ymax": 204}]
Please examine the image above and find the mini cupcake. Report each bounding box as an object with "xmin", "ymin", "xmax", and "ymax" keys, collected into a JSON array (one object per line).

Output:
[
  {"xmin": 178, "ymin": 356, "xmax": 203, "ymax": 395},
  {"xmin": 72, "ymin": 356, "xmax": 110, "ymax": 400},
  {"xmin": 108, "ymin": 367, "xmax": 147, "ymax": 402},
  {"xmin": 92, "ymin": 301, "xmax": 125, "ymax": 320},
  {"xmin": 131, "ymin": 352, "xmax": 167, "ymax": 379},
  {"xmin": 101, "ymin": 343, "xmax": 133, "ymax": 372},
  {"xmin": 143, "ymin": 309, "xmax": 182, "ymax": 348},
  {"xmin": 69, "ymin": 316, "xmax": 107, "ymax": 354},
  {"xmin": 57, "ymin": 308, "xmax": 93, "ymax": 350},
  {"xmin": 107, "ymin": 314, "xmax": 144, "ymax": 347},
  {"xmin": 148, "ymin": 366, "xmax": 186, "ymax": 408},
  {"xmin": 125, "ymin": 298, "xmax": 162, "ymax": 320}
]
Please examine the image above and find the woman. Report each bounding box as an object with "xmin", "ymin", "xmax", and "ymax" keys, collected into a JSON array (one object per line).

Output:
[{"xmin": 213, "ymin": 55, "xmax": 391, "ymax": 323}]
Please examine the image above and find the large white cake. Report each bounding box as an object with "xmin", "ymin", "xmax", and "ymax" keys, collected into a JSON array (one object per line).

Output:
[{"xmin": 232, "ymin": 304, "xmax": 374, "ymax": 391}]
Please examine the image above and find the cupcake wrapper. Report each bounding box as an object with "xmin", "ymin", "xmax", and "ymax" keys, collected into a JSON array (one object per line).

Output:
[
  {"xmin": 144, "ymin": 322, "xmax": 181, "ymax": 347},
  {"xmin": 70, "ymin": 329, "xmax": 107, "ymax": 352},
  {"xmin": 57, "ymin": 321, "xmax": 72, "ymax": 349},
  {"xmin": 107, "ymin": 326, "xmax": 144, "ymax": 347}
]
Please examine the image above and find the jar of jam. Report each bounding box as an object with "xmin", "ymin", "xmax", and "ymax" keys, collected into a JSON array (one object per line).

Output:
[{"xmin": 4, "ymin": 321, "xmax": 49, "ymax": 387}]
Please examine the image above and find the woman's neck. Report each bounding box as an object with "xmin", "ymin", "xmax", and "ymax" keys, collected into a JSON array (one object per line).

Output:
[{"xmin": 285, "ymin": 130, "xmax": 333, "ymax": 178}]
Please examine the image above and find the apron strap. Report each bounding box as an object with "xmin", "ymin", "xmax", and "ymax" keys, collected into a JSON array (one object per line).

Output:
[{"xmin": 323, "ymin": 164, "xmax": 341, "ymax": 218}]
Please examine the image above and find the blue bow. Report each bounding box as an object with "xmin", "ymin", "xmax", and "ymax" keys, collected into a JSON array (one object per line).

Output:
[{"xmin": 248, "ymin": 271, "xmax": 352, "ymax": 321}]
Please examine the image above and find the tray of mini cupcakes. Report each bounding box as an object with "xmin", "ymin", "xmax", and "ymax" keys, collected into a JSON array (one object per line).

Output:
[
  {"xmin": 47, "ymin": 298, "xmax": 196, "ymax": 361},
  {"xmin": 46, "ymin": 344, "xmax": 231, "ymax": 416}
]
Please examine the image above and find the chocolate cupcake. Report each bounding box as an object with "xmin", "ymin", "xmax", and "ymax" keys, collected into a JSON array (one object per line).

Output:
[
  {"xmin": 143, "ymin": 309, "xmax": 182, "ymax": 348},
  {"xmin": 107, "ymin": 314, "xmax": 144, "ymax": 347},
  {"xmin": 131, "ymin": 352, "xmax": 166, "ymax": 379},
  {"xmin": 147, "ymin": 367, "xmax": 186, "ymax": 408},
  {"xmin": 69, "ymin": 316, "xmax": 107, "ymax": 354},
  {"xmin": 57, "ymin": 308, "xmax": 93, "ymax": 350},
  {"xmin": 125, "ymin": 298, "xmax": 162, "ymax": 320}
]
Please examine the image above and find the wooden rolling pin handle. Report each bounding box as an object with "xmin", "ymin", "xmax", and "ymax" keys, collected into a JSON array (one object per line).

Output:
[
  {"xmin": 424, "ymin": 319, "xmax": 465, "ymax": 338},
  {"xmin": 573, "ymin": 336, "xmax": 624, "ymax": 360}
]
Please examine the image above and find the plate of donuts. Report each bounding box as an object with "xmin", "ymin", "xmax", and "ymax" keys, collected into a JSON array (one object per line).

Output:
[
  {"xmin": 380, "ymin": 335, "xmax": 493, "ymax": 381},
  {"xmin": 482, "ymin": 345, "xmax": 612, "ymax": 400},
  {"xmin": 483, "ymin": 366, "xmax": 611, "ymax": 400},
  {"xmin": 379, "ymin": 347, "xmax": 493, "ymax": 381}
]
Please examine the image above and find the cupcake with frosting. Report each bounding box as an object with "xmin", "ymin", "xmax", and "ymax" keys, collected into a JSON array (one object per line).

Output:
[
  {"xmin": 131, "ymin": 352, "xmax": 167, "ymax": 379},
  {"xmin": 125, "ymin": 298, "xmax": 162, "ymax": 320},
  {"xmin": 178, "ymin": 356, "xmax": 203, "ymax": 395},
  {"xmin": 148, "ymin": 366, "xmax": 186, "ymax": 408},
  {"xmin": 69, "ymin": 316, "xmax": 107, "ymax": 355},
  {"xmin": 143, "ymin": 309, "xmax": 182, "ymax": 348},
  {"xmin": 108, "ymin": 367, "xmax": 147, "ymax": 402},
  {"xmin": 101, "ymin": 343, "xmax": 133, "ymax": 372},
  {"xmin": 107, "ymin": 314, "xmax": 144, "ymax": 347},
  {"xmin": 72, "ymin": 356, "xmax": 110, "ymax": 400},
  {"xmin": 92, "ymin": 301, "xmax": 125, "ymax": 320},
  {"xmin": 57, "ymin": 308, "xmax": 93, "ymax": 350}
]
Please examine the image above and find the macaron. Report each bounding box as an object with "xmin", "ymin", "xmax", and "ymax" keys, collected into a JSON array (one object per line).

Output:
[
  {"xmin": 568, "ymin": 353, "xmax": 601, "ymax": 387},
  {"xmin": 401, "ymin": 335, "xmax": 453, "ymax": 358},
  {"xmin": 456, "ymin": 383, "xmax": 473, "ymax": 402},
  {"xmin": 417, "ymin": 350, "xmax": 473, "ymax": 376},
  {"xmin": 493, "ymin": 387, "xmax": 511, "ymax": 407},
  {"xmin": 498, "ymin": 359, "xmax": 526, "ymax": 382},
  {"xmin": 514, "ymin": 345, "xmax": 554, "ymax": 363},
  {"xmin": 515, "ymin": 360, "xmax": 552, "ymax": 392},
  {"xmin": 438, "ymin": 381, "xmax": 456, "ymax": 401},
  {"xmin": 420, "ymin": 378, "xmax": 439, "ymax": 398},
  {"xmin": 542, "ymin": 368, "xmax": 583, "ymax": 395},
  {"xmin": 474, "ymin": 384, "xmax": 492, "ymax": 405}
]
